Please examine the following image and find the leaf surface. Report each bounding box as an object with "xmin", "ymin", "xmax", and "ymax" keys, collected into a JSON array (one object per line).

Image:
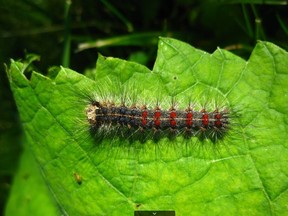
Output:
[{"xmin": 7, "ymin": 38, "xmax": 288, "ymax": 215}]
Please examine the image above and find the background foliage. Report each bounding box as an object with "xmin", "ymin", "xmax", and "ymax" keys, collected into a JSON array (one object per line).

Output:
[{"xmin": 0, "ymin": 0, "xmax": 287, "ymax": 214}]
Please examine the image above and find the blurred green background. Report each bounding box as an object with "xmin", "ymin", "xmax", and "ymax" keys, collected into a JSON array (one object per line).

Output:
[{"xmin": 0, "ymin": 0, "xmax": 287, "ymax": 214}]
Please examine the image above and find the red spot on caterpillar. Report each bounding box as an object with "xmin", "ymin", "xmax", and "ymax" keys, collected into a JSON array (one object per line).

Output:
[
  {"xmin": 154, "ymin": 107, "xmax": 161, "ymax": 128},
  {"xmin": 186, "ymin": 110, "xmax": 193, "ymax": 128},
  {"xmin": 170, "ymin": 110, "xmax": 177, "ymax": 128},
  {"xmin": 202, "ymin": 109, "xmax": 209, "ymax": 127},
  {"xmin": 214, "ymin": 112, "xmax": 222, "ymax": 127},
  {"xmin": 141, "ymin": 109, "xmax": 148, "ymax": 126}
]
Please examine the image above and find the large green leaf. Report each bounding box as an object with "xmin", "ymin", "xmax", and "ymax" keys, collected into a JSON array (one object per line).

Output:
[
  {"xmin": 5, "ymin": 143, "xmax": 60, "ymax": 216},
  {"xmin": 6, "ymin": 38, "xmax": 288, "ymax": 215}
]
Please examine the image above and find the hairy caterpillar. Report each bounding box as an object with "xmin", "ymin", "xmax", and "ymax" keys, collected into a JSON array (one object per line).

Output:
[{"xmin": 86, "ymin": 99, "xmax": 230, "ymax": 143}]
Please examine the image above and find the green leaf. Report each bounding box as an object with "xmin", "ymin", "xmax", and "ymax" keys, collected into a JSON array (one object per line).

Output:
[
  {"xmin": 6, "ymin": 38, "xmax": 288, "ymax": 215},
  {"xmin": 5, "ymin": 144, "xmax": 60, "ymax": 216}
]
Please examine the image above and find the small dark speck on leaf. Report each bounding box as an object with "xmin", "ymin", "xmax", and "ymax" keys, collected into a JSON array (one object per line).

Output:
[{"xmin": 74, "ymin": 172, "xmax": 82, "ymax": 185}]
